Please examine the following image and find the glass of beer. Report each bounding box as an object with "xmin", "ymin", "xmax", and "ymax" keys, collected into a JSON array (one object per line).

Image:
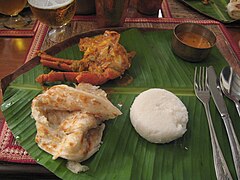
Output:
[
  {"xmin": 28, "ymin": 0, "xmax": 76, "ymax": 43},
  {"xmin": 0, "ymin": 0, "xmax": 29, "ymax": 29}
]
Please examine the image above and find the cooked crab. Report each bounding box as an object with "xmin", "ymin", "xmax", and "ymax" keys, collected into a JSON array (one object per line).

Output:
[
  {"xmin": 31, "ymin": 83, "xmax": 122, "ymax": 173},
  {"xmin": 36, "ymin": 31, "xmax": 136, "ymax": 85}
]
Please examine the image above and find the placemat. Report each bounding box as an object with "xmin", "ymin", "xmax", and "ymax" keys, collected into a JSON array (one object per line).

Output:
[
  {"xmin": 1, "ymin": 17, "xmax": 239, "ymax": 164},
  {"xmin": 0, "ymin": 118, "xmax": 35, "ymax": 163},
  {"xmin": 0, "ymin": 8, "xmax": 39, "ymax": 37},
  {"xmin": 161, "ymin": 0, "xmax": 209, "ymax": 19}
]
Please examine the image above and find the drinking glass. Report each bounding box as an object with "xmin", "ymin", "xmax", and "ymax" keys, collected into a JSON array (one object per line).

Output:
[
  {"xmin": 95, "ymin": 0, "xmax": 129, "ymax": 28},
  {"xmin": 137, "ymin": 0, "xmax": 162, "ymax": 15},
  {"xmin": 28, "ymin": 0, "xmax": 76, "ymax": 43},
  {"xmin": 0, "ymin": 0, "xmax": 29, "ymax": 29}
]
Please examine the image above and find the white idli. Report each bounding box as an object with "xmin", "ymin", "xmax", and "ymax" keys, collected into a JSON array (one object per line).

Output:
[{"xmin": 130, "ymin": 88, "xmax": 188, "ymax": 143}]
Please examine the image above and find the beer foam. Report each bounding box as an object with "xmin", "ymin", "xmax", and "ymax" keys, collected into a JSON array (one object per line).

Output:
[{"xmin": 28, "ymin": 0, "xmax": 74, "ymax": 9}]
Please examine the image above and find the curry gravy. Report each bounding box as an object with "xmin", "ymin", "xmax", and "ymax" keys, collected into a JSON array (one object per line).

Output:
[{"xmin": 177, "ymin": 32, "xmax": 211, "ymax": 48}]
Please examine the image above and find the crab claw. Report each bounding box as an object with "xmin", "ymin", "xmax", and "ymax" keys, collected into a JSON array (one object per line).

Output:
[
  {"xmin": 36, "ymin": 67, "xmax": 122, "ymax": 85},
  {"xmin": 40, "ymin": 59, "xmax": 73, "ymax": 72},
  {"xmin": 76, "ymin": 68, "xmax": 121, "ymax": 85},
  {"xmin": 36, "ymin": 72, "xmax": 79, "ymax": 84},
  {"xmin": 38, "ymin": 51, "xmax": 77, "ymax": 72}
]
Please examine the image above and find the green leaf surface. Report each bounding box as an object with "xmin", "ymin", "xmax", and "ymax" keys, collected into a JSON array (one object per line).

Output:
[
  {"xmin": 181, "ymin": 0, "xmax": 236, "ymax": 23},
  {"xmin": 1, "ymin": 29, "xmax": 239, "ymax": 179}
]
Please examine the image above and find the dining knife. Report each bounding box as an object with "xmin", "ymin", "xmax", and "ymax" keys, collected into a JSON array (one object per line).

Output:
[{"xmin": 207, "ymin": 66, "xmax": 240, "ymax": 179}]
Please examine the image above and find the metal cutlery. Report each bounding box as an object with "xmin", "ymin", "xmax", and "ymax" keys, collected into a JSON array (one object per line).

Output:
[
  {"xmin": 194, "ymin": 67, "xmax": 232, "ymax": 180},
  {"xmin": 220, "ymin": 66, "xmax": 240, "ymax": 117},
  {"xmin": 207, "ymin": 66, "xmax": 240, "ymax": 179}
]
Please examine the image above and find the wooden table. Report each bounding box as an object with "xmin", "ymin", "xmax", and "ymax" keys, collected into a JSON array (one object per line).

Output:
[{"xmin": 0, "ymin": 0, "xmax": 240, "ymax": 179}]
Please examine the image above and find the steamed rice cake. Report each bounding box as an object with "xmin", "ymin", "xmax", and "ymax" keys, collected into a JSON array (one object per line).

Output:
[{"xmin": 130, "ymin": 88, "xmax": 188, "ymax": 143}]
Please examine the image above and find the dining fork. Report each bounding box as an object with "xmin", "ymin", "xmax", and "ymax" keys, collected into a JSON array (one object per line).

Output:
[{"xmin": 194, "ymin": 67, "xmax": 232, "ymax": 180}]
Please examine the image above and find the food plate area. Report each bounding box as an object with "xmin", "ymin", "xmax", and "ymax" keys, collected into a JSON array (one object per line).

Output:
[
  {"xmin": 180, "ymin": 0, "xmax": 237, "ymax": 23},
  {"xmin": 1, "ymin": 25, "xmax": 240, "ymax": 179}
]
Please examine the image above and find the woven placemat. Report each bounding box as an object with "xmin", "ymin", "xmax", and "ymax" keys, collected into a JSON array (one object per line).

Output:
[
  {"xmin": 1, "ymin": 17, "xmax": 239, "ymax": 164},
  {"xmin": 0, "ymin": 118, "xmax": 35, "ymax": 164},
  {"xmin": 0, "ymin": 8, "xmax": 39, "ymax": 37},
  {"xmin": 161, "ymin": 0, "xmax": 209, "ymax": 19}
]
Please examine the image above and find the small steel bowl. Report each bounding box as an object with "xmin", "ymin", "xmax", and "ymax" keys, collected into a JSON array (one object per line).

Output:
[{"xmin": 171, "ymin": 23, "xmax": 216, "ymax": 62}]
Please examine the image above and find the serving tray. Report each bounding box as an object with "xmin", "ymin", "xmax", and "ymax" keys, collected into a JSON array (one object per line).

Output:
[{"xmin": 1, "ymin": 20, "xmax": 240, "ymax": 179}]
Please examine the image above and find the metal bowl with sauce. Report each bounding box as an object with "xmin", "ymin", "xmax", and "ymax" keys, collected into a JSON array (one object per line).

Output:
[{"xmin": 171, "ymin": 23, "xmax": 216, "ymax": 62}]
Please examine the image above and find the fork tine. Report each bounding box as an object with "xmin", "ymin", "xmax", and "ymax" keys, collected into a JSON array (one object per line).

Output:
[
  {"xmin": 197, "ymin": 66, "xmax": 207, "ymax": 91},
  {"xmin": 201, "ymin": 67, "xmax": 206, "ymax": 91},
  {"xmin": 194, "ymin": 67, "xmax": 198, "ymax": 90},
  {"xmin": 199, "ymin": 67, "xmax": 202, "ymax": 90},
  {"xmin": 201, "ymin": 67, "xmax": 204, "ymax": 90},
  {"xmin": 194, "ymin": 67, "xmax": 208, "ymax": 92},
  {"xmin": 204, "ymin": 67, "xmax": 207, "ymax": 91}
]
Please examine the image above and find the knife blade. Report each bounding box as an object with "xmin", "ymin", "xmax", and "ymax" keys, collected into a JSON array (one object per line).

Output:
[
  {"xmin": 207, "ymin": 66, "xmax": 228, "ymax": 116},
  {"xmin": 207, "ymin": 66, "xmax": 240, "ymax": 179}
]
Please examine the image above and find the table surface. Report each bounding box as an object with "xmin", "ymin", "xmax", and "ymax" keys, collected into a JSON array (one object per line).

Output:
[
  {"xmin": 0, "ymin": 1, "xmax": 240, "ymax": 97},
  {"xmin": 0, "ymin": 0, "xmax": 239, "ymax": 83},
  {"xmin": 0, "ymin": 0, "xmax": 240, "ymax": 178}
]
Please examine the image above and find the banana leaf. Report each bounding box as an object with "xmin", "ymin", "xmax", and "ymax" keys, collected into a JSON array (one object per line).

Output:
[
  {"xmin": 180, "ymin": 0, "xmax": 236, "ymax": 23},
  {"xmin": 1, "ymin": 28, "xmax": 240, "ymax": 179}
]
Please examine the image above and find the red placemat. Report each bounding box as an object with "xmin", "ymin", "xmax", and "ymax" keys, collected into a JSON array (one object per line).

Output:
[
  {"xmin": 0, "ymin": 9, "xmax": 40, "ymax": 37},
  {"xmin": 1, "ymin": 17, "xmax": 239, "ymax": 164},
  {"xmin": 161, "ymin": 0, "xmax": 209, "ymax": 19},
  {"xmin": 161, "ymin": 0, "xmax": 171, "ymax": 18},
  {"xmin": 0, "ymin": 119, "xmax": 35, "ymax": 163}
]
